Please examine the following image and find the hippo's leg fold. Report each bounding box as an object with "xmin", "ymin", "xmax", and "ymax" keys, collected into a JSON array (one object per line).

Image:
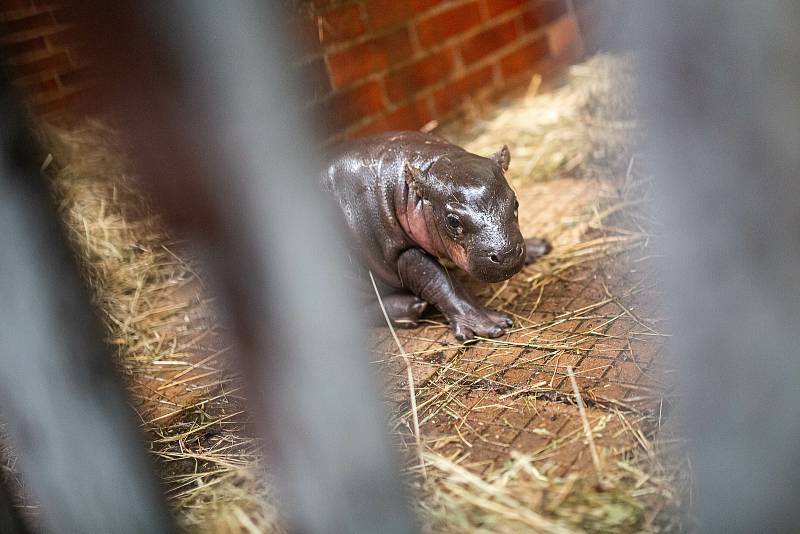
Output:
[
  {"xmin": 523, "ymin": 236, "xmax": 552, "ymax": 265},
  {"xmin": 397, "ymin": 248, "xmax": 512, "ymax": 341},
  {"xmin": 366, "ymin": 292, "xmax": 428, "ymax": 328}
]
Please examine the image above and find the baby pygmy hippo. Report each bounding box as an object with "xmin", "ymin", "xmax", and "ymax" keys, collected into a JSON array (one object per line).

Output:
[{"xmin": 323, "ymin": 131, "xmax": 550, "ymax": 340}]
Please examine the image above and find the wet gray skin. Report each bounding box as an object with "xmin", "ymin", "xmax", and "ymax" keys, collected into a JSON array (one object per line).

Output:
[{"xmin": 323, "ymin": 131, "xmax": 551, "ymax": 340}]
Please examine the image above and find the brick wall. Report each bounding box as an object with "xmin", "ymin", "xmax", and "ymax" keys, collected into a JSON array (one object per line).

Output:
[
  {"xmin": 0, "ymin": 0, "xmax": 93, "ymax": 119},
  {"xmin": 298, "ymin": 0, "xmax": 587, "ymax": 141},
  {"xmin": 0, "ymin": 1, "xmax": 599, "ymax": 140}
]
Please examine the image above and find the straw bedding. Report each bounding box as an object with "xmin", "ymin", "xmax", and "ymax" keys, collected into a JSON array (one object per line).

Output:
[{"xmin": 6, "ymin": 54, "xmax": 687, "ymax": 532}]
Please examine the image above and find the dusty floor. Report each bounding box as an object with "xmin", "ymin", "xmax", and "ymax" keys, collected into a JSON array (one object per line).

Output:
[
  {"xmin": 107, "ymin": 168, "xmax": 678, "ymax": 533},
  {"xmin": 378, "ymin": 176, "xmax": 669, "ymax": 468},
  {"xmin": 373, "ymin": 172, "xmax": 679, "ymax": 528}
]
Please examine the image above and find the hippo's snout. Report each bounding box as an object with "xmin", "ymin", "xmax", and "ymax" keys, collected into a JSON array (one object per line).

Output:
[
  {"xmin": 488, "ymin": 243, "xmax": 525, "ymax": 265},
  {"xmin": 469, "ymin": 241, "xmax": 526, "ymax": 283}
]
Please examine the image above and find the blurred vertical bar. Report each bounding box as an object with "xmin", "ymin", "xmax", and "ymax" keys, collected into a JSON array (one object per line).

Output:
[
  {"xmin": 67, "ymin": 1, "xmax": 416, "ymax": 532},
  {"xmin": 150, "ymin": 4, "xmax": 416, "ymax": 531},
  {"xmin": 0, "ymin": 71, "xmax": 174, "ymax": 532},
  {"xmin": 635, "ymin": 1, "xmax": 800, "ymax": 531}
]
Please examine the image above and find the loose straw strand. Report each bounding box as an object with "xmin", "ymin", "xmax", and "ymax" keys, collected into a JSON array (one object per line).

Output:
[
  {"xmin": 567, "ymin": 365, "xmax": 603, "ymax": 480},
  {"xmin": 369, "ymin": 270, "xmax": 427, "ymax": 480}
]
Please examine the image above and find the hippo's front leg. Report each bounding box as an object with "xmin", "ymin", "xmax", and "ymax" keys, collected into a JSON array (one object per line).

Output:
[{"xmin": 397, "ymin": 248, "xmax": 512, "ymax": 341}]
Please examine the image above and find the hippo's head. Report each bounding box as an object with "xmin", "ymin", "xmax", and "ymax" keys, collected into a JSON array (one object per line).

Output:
[{"xmin": 404, "ymin": 145, "xmax": 525, "ymax": 283}]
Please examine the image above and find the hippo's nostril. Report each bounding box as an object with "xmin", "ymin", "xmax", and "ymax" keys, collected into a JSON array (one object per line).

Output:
[
  {"xmin": 516, "ymin": 244, "xmax": 525, "ymax": 257},
  {"xmin": 489, "ymin": 253, "xmax": 500, "ymax": 264}
]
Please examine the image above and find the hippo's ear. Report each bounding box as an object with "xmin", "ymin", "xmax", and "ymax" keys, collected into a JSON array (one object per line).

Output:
[
  {"xmin": 404, "ymin": 162, "xmax": 429, "ymax": 199},
  {"xmin": 491, "ymin": 145, "xmax": 511, "ymax": 171}
]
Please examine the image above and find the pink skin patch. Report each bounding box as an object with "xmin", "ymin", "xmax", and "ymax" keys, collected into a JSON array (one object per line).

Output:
[
  {"xmin": 444, "ymin": 240, "xmax": 470, "ymax": 272},
  {"xmin": 398, "ymin": 194, "xmax": 472, "ymax": 273},
  {"xmin": 400, "ymin": 200, "xmax": 437, "ymax": 255}
]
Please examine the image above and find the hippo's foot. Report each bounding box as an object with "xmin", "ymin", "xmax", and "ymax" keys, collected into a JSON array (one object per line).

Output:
[
  {"xmin": 367, "ymin": 293, "xmax": 428, "ymax": 328},
  {"xmin": 448, "ymin": 304, "xmax": 513, "ymax": 341},
  {"xmin": 396, "ymin": 248, "xmax": 516, "ymax": 341},
  {"xmin": 523, "ymin": 237, "xmax": 552, "ymax": 266}
]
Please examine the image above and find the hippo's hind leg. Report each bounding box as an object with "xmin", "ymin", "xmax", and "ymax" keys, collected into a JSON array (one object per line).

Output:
[
  {"xmin": 366, "ymin": 292, "xmax": 429, "ymax": 328},
  {"xmin": 523, "ymin": 236, "xmax": 552, "ymax": 265}
]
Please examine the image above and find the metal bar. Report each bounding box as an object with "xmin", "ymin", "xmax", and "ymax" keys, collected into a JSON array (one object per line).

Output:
[
  {"xmin": 0, "ymin": 474, "xmax": 29, "ymax": 534},
  {"xmin": 635, "ymin": 1, "xmax": 800, "ymax": 531},
  {"xmin": 0, "ymin": 72, "xmax": 175, "ymax": 534},
  {"xmin": 66, "ymin": 2, "xmax": 418, "ymax": 532}
]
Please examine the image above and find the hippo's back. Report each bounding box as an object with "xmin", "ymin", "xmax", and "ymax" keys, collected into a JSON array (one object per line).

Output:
[
  {"xmin": 322, "ymin": 132, "xmax": 454, "ymax": 286},
  {"xmin": 323, "ymin": 131, "xmax": 454, "ymax": 185}
]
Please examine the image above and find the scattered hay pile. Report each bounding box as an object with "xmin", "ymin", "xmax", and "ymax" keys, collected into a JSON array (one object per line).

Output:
[
  {"xmin": 44, "ymin": 121, "xmax": 205, "ymax": 376},
  {"xmin": 22, "ymin": 53, "xmax": 686, "ymax": 533},
  {"xmin": 41, "ymin": 121, "xmax": 279, "ymax": 533},
  {"xmin": 393, "ymin": 54, "xmax": 687, "ymax": 533},
  {"xmin": 443, "ymin": 54, "xmax": 637, "ymax": 184}
]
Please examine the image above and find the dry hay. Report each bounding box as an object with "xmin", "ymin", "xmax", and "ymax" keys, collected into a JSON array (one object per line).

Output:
[
  {"xmin": 441, "ymin": 53, "xmax": 637, "ymax": 184},
  {"xmin": 383, "ymin": 54, "xmax": 688, "ymax": 533},
  {"xmin": 12, "ymin": 53, "xmax": 687, "ymax": 533},
  {"xmin": 37, "ymin": 120, "xmax": 277, "ymax": 533}
]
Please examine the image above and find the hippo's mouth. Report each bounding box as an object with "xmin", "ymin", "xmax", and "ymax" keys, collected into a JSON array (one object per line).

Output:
[
  {"xmin": 447, "ymin": 242, "xmax": 526, "ymax": 283},
  {"xmin": 467, "ymin": 256, "xmax": 525, "ymax": 283}
]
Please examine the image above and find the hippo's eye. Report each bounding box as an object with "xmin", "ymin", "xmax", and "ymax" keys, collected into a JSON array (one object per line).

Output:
[
  {"xmin": 513, "ymin": 199, "xmax": 519, "ymax": 217},
  {"xmin": 446, "ymin": 214, "xmax": 463, "ymax": 233}
]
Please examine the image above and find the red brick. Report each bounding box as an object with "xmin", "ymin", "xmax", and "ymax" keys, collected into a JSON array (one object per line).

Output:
[
  {"xmin": 296, "ymin": 57, "xmax": 332, "ymax": 101},
  {"xmin": 48, "ymin": 7, "xmax": 72, "ymax": 25},
  {"xmin": 58, "ymin": 64, "xmax": 93, "ymax": 87},
  {"xmin": 409, "ymin": 0, "xmax": 442, "ymax": 13},
  {"xmin": 485, "ymin": 0, "xmax": 528, "ymax": 17},
  {"xmin": 11, "ymin": 51, "xmax": 70, "ymax": 78},
  {"xmin": 352, "ymin": 98, "xmax": 432, "ymax": 137},
  {"xmin": 0, "ymin": 11, "xmax": 53, "ymax": 36},
  {"xmin": 385, "ymin": 49, "xmax": 454, "ymax": 102},
  {"xmin": 44, "ymin": 26, "xmax": 81, "ymax": 48},
  {"xmin": 499, "ymin": 36, "xmax": 549, "ymax": 79},
  {"xmin": 318, "ymin": 4, "xmax": 364, "ymax": 44},
  {"xmin": 2, "ymin": 0, "xmax": 34, "ymax": 9},
  {"xmin": 32, "ymin": 90, "xmax": 85, "ymax": 116},
  {"xmin": 2, "ymin": 35, "xmax": 46, "ymax": 56},
  {"xmin": 18, "ymin": 75, "xmax": 57, "ymax": 97},
  {"xmin": 327, "ymin": 29, "xmax": 413, "ymax": 89},
  {"xmin": 460, "ymin": 19, "xmax": 517, "ymax": 64},
  {"xmin": 432, "ymin": 65, "xmax": 493, "ymax": 116},
  {"xmin": 366, "ymin": 0, "xmax": 411, "ymax": 30},
  {"xmin": 32, "ymin": 0, "xmax": 63, "ymax": 8},
  {"xmin": 547, "ymin": 13, "xmax": 580, "ymax": 57},
  {"xmin": 326, "ymin": 80, "xmax": 385, "ymax": 130},
  {"xmin": 521, "ymin": 0, "xmax": 568, "ymax": 31},
  {"xmin": 416, "ymin": 2, "xmax": 482, "ymax": 48}
]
